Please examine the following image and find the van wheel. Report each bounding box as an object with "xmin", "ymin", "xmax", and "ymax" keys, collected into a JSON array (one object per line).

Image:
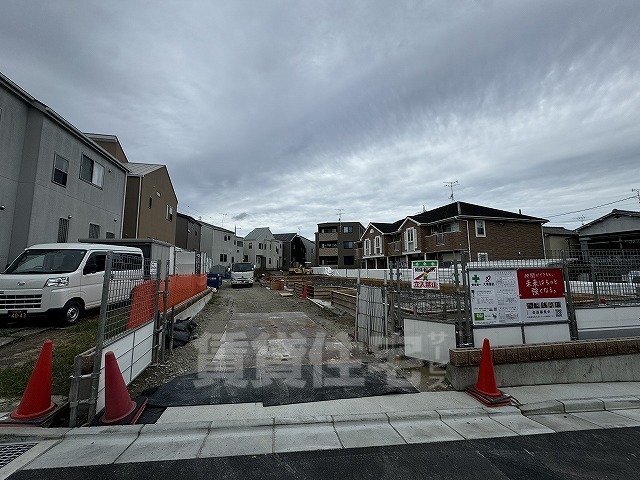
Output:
[{"xmin": 60, "ymin": 300, "xmax": 83, "ymax": 326}]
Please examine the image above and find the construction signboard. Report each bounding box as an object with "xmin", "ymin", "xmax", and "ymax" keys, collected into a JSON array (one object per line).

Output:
[
  {"xmin": 411, "ymin": 260, "xmax": 439, "ymax": 290},
  {"xmin": 469, "ymin": 268, "xmax": 568, "ymax": 326}
]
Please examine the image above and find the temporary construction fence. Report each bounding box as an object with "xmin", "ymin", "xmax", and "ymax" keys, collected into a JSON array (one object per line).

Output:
[
  {"xmin": 68, "ymin": 253, "xmax": 208, "ymax": 426},
  {"xmin": 351, "ymin": 249, "xmax": 640, "ymax": 360}
]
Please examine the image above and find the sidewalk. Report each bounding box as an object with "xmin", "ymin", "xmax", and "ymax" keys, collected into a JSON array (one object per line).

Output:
[{"xmin": 2, "ymin": 382, "xmax": 640, "ymax": 477}]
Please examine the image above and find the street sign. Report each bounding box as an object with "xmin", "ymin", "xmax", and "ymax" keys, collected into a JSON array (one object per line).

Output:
[{"xmin": 412, "ymin": 260, "xmax": 439, "ymax": 290}]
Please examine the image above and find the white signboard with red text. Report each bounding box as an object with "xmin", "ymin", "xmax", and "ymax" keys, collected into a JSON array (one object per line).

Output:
[{"xmin": 470, "ymin": 268, "xmax": 568, "ymax": 326}]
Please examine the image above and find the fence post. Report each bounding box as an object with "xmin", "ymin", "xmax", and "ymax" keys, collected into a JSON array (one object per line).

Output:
[
  {"xmin": 160, "ymin": 260, "xmax": 170, "ymax": 363},
  {"xmin": 152, "ymin": 261, "xmax": 162, "ymax": 363},
  {"xmin": 453, "ymin": 258, "xmax": 464, "ymax": 347},
  {"xmin": 87, "ymin": 251, "xmax": 113, "ymax": 421},
  {"xmin": 68, "ymin": 354, "xmax": 84, "ymax": 427},
  {"xmin": 563, "ymin": 250, "xmax": 579, "ymax": 340},
  {"xmin": 461, "ymin": 252, "xmax": 472, "ymax": 346}
]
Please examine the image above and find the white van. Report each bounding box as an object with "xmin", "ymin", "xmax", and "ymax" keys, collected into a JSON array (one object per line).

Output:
[
  {"xmin": 0, "ymin": 243, "xmax": 144, "ymax": 325},
  {"xmin": 231, "ymin": 262, "xmax": 255, "ymax": 287}
]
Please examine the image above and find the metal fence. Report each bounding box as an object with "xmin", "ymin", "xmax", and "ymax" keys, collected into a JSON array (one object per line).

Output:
[
  {"xmin": 69, "ymin": 252, "xmax": 208, "ymax": 425},
  {"xmin": 354, "ymin": 249, "xmax": 640, "ymax": 351},
  {"xmin": 356, "ymin": 284, "xmax": 388, "ymax": 351}
]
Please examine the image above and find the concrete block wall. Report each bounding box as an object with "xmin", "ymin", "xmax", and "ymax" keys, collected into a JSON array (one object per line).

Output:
[{"xmin": 447, "ymin": 337, "xmax": 640, "ymax": 390}]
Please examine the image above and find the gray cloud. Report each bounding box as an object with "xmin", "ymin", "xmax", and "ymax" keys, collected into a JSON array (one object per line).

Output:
[{"xmin": 1, "ymin": 0, "xmax": 639, "ymax": 240}]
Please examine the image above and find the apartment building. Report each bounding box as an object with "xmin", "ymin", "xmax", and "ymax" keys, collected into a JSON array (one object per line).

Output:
[{"xmin": 315, "ymin": 221, "xmax": 364, "ymax": 269}]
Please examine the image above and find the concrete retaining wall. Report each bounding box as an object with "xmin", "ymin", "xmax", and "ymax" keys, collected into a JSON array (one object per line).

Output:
[{"xmin": 447, "ymin": 336, "xmax": 640, "ymax": 390}]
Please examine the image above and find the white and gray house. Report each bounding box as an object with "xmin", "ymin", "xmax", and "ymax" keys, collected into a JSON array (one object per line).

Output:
[{"xmin": 0, "ymin": 72, "xmax": 129, "ymax": 266}]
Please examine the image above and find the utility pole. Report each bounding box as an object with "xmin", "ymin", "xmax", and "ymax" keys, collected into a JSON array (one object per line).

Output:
[{"xmin": 444, "ymin": 181, "xmax": 459, "ymax": 202}]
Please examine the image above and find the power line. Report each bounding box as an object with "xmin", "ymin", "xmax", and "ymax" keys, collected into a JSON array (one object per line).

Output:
[{"xmin": 545, "ymin": 195, "xmax": 637, "ymax": 218}]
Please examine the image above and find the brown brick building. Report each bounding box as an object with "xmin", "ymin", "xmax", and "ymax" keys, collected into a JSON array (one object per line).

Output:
[{"xmin": 358, "ymin": 202, "xmax": 547, "ymax": 268}]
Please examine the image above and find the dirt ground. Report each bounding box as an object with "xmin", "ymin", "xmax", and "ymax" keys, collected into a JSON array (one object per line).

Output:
[
  {"xmin": 128, "ymin": 280, "xmax": 451, "ymax": 397},
  {"xmin": 0, "ymin": 280, "xmax": 450, "ymax": 413}
]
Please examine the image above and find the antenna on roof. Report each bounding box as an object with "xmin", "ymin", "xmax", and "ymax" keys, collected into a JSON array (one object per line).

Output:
[
  {"xmin": 336, "ymin": 208, "xmax": 344, "ymax": 222},
  {"xmin": 633, "ymin": 188, "xmax": 640, "ymax": 204},
  {"xmin": 444, "ymin": 181, "xmax": 459, "ymax": 202},
  {"xmin": 219, "ymin": 213, "xmax": 227, "ymax": 227},
  {"xmin": 577, "ymin": 215, "xmax": 586, "ymax": 226}
]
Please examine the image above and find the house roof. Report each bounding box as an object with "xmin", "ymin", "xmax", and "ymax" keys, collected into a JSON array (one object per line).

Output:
[
  {"xmin": 576, "ymin": 209, "xmax": 640, "ymax": 232},
  {"xmin": 408, "ymin": 201, "xmax": 546, "ymax": 225},
  {"xmin": 198, "ymin": 221, "xmax": 234, "ymax": 234},
  {"xmin": 274, "ymin": 233, "xmax": 298, "ymax": 242},
  {"xmin": 543, "ymin": 226, "xmax": 577, "ymax": 236},
  {"xmin": 371, "ymin": 220, "xmax": 404, "ymax": 234},
  {"xmin": 244, "ymin": 227, "xmax": 272, "ymax": 241},
  {"xmin": 125, "ymin": 163, "xmax": 165, "ymax": 176}
]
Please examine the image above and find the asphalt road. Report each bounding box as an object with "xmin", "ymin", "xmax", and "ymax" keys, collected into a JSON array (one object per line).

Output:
[{"xmin": 9, "ymin": 427, "xmax": 640, "ymax": 479}]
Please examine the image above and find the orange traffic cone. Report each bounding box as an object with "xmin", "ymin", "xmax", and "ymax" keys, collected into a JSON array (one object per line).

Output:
[
  {"xmin": 465, "ymin": 339, "xmax": 511, "ymax": 407},
  {"xmin": 301, "ymin": 285, "xmax": 308, "ymax": 299},
  {"xmin": 10, "ymin": 340, "xmax": 56, "ymax": 421},
  {"xmin": 100, "ymin": 351, "xmax": 147, "ymax": 425}
]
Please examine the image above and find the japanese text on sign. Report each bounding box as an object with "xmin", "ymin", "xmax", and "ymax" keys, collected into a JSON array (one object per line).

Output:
[{"xmin": 412, "ymin": 260, "xmax": 439, "ymax": 290}]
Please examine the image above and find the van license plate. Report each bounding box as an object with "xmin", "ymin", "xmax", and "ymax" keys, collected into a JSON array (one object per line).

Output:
[{"xmin": 9, "ymin": 311, "xmax": 27, "ymax": 319}]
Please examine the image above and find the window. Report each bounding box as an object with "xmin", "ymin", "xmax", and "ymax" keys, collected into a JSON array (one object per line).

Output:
[
  {"xmin": 249, "ymin": 243, "xmax": 253, "ymax": 249},
  {"xmin": 443, "ymin": 222, "xmax": 460, "ymax": 233},
  {"xmin": 236, "ymin": 240, "xmax": 243, "ymax": 247},
  {"xmin": 343, "ymin": 241, "xmax": 354, "ymax": 249},
  {"xmin": 364, "ymin": 238, "xmax": 371, "ymax": 256},
  {"xmin": 405, "ymin": 228, "xmax": 415, "ymax": 251},
  {"xmin": 320, "ymin": 241, "xmax": 337, "ymax": 248},
  {"xmin": 52, "ymin": 154, "xmax": 69, "ymax": 187},
  {"xmin": 343, "ymin": 226, "xmax": 353, "ymax": 233},
  {"xmin": 269, "ymin": 258, "xmax": 272, "ymax": 265},
  {"xmin": 475, "ymin": 220, "xmax": 486, "ymax": 237},
  {"xmin": 148, "ymin": 197, "xmax": 153, "ymax": 209},
  {"xmin": 84, "ymin": 253, "xmax": 106, "ymax": 273},
  {"xmin": 106, "ymin": 232, "xmax": 115, "ymax": 239},
  {"xmin": 343, "ymin": 255, "xmax": 355, "ymax": 265},
  {"xmin": 88, "ymin": 223, "xmax": 100, "ymax": 239},
  {"xmin": 436, "ymin": 233, "xmax": 445, "ymax": 245},
  {"xmin": 477, "ymin": 252, "xmax": 489, "ymax": 261},
  {"xmin": 166, "ymin": 205, "xmax": 173, "ymax": 221},
  {"xmin": 80, "ymin": 155, "xmax": 104, "ymax": 188},
  {"xmin": 320, "ymin": 226, "xmax": 337, "ymax": 233},
  {"xmin": 374, "ymin": 236, "xmax": 381, "ymax": 255},
  {"xmin": 57, "ymin": 218, "xmax": 69, "ymax": 242},
  {"xmin": 219, "ymin": 254, "xmax": 227, "ymax": 262}
]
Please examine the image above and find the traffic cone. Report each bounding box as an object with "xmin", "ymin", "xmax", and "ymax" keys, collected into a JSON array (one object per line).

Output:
[
  {"xmin": 301, "ymin": 284, "xmax": 308, "ymax": 299},
  {"xmin": 10, "ymin": 340, "xmax": 56, "ymax": 421},
  {"xmin": 100, "ymin": 351, "xmax": 147, "ymax": 425},
  {"xmin": 465, "ymin": 339, "xmax": 511, "ymax": 407}
]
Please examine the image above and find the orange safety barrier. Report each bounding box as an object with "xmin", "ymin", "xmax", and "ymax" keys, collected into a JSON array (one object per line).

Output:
[{"xmin": 127, "ymin": 274, "xmax": 207, "ymax": 330}]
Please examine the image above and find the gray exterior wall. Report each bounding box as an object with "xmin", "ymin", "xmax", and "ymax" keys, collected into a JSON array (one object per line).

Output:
[{"xmin": 1, "ymin": 80, "xmax": 128, "ymax": 264}]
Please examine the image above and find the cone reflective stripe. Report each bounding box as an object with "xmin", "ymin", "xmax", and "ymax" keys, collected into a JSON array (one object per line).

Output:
[
  {"xmin": 11, "ymin": 340, "xmax": 55, "ymax": 420},
  {"xmin": 465, "ymin": 338, "xmax": 511, "ymax": 407},
  {"xmin": 100, "ymin": 351, "xmax": 136, "ymax": 425}
]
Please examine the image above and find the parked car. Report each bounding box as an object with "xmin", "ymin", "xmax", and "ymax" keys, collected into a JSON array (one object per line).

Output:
[{"xmin": 0, "ymin": 243, "xmax": 144, "ymax": 325}]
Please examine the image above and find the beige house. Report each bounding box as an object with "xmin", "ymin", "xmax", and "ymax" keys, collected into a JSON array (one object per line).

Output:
[{"xmin": 87, "ymin": 134, "xmax": 178, "ymax": 245}]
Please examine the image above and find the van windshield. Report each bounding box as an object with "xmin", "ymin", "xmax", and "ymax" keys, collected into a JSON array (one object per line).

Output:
[
  {"xmin": 4, "ymin": 249, "xmax": 86, "ymax": 274},
  {"xmin": 231, "ymin": 263, "xmax": 253, "ymax": 273}
]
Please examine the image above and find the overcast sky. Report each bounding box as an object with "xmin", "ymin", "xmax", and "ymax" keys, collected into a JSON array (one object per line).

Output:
[{"xmin": 1, "ymin": 0, "xmax": 639, "ymax": 240}]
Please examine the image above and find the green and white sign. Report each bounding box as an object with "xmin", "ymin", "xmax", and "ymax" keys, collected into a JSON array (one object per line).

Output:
[{"xmin": 412, "ymin": 260, "xmax": 439, "ymax": 290}]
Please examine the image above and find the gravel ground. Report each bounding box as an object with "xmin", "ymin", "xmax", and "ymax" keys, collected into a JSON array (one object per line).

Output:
[{"xmin": 127, "ymin": 279, "xmax": 451, "ymax": 397}]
